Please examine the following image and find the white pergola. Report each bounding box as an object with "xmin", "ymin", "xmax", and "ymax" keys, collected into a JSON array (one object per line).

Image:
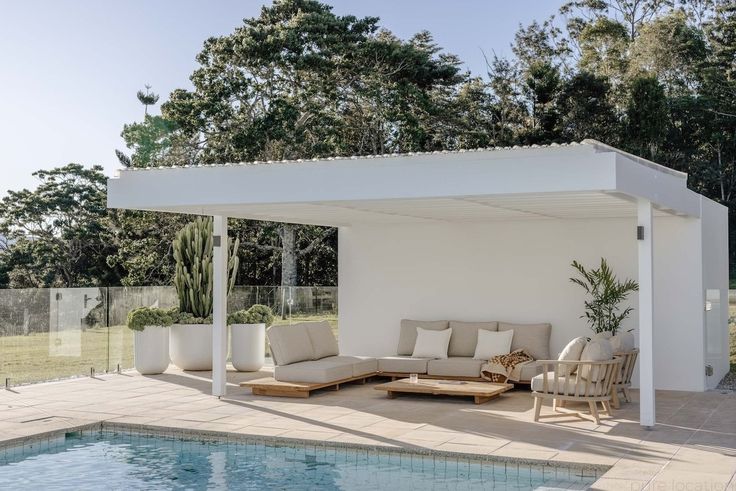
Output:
[{"xmin": 108, "ymin": 139, "xmax": 729, "ymax": 429}]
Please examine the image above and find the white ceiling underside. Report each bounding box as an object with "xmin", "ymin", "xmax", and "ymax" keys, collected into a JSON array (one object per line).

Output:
[{"xmin": 197, "ymin": 192, "xmax": 672, "ymax": 227}]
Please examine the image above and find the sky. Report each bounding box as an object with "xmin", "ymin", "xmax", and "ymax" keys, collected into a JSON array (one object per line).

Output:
[{"xmin": 0, "ymin": 0, "xmax": 566, "ymax": 197}]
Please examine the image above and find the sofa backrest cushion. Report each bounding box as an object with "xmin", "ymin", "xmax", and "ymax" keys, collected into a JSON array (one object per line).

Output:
[
  {"xmin": 267, "ymin": 323, "xmax": 314, "ymax": 366},
  {"xmin": 397, "ymin": 320, "xmax": 449, "ymax": 355},
  {"xmin": 498, "ymin": 322, "xmax": 551, "ymax": 360},
  {"xmin": 448, "ymin": 321, "xmax": 498, "ymax": 357},
  {"xmin": 306, "ymin": 321, "xmax": 339, "ymax": 359}
]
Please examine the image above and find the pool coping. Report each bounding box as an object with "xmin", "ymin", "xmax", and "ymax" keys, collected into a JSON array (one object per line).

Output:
[{"xmin": 0, "ymin": 420, "xmax": 610, "ymax": 479}]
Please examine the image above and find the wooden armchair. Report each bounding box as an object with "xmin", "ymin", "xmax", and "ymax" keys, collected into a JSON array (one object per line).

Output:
[
  {"xmin": 531, "ymin": 358, "xmax": 622, "ymax": 424},
  {"xmin": 611, "ymin": 350, "xmax": 638, "ymax": 409}
]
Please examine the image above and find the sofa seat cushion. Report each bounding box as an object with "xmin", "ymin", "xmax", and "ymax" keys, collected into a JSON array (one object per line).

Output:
[
  {"xmin": 397, "ymin": 320, "xmax": 448, "ymax": 356},
  {"xmin": 448, "ymin": 321, "xmax": 498, "ymax": 357},
  {"xmin": 498, "ymin": 322, "xmax": 551, "ymax": 360},
  {"xmin": 274, "ymin": 358, "xmax": 354, "ymax": 384},
  {"xmin": 509, "ymin": 362, "xmax": 542, "ymax": 383},
  {"xmin": 377, "ymin": 356, "xmax": 429, "ymax": 374},
  {"xmin": 322, "ymin": 356, "xmax": 377, "ymax": 377},
  {"xmin": 427, "ymin": 357, "xmax": 483, "ymax": 378},
  {"xmin": 531, "ymin": 372, "xmax": 607, "ymax": 396},
  {"xmin": 267, "ymin": 324, "xmax": 314, "ymax": 366}
]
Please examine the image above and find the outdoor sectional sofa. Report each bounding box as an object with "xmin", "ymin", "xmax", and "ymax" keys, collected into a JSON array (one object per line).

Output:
[
  {"xmin": 377, "ymin": 320, "xmax": 551, "ymax": 383},
  {"xmin": 241, "ymin": 319, "xmax": 552, "ymax": 398}
]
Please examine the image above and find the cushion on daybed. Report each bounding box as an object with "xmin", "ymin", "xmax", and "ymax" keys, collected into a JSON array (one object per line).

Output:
[
  {"xmin": 274, "ymin": 358, "xmax": 354, "ymax": 383},
  {"xmin": 377, "ymin": 356, "xmax": 430, "ymax": 374},
  {"xmin": 267, "ymin": 323, "xmax": 314, "ymax": 366},
  {"xmin": 397, "ymin": 320, "xmax": 448, "ymax": 355},
  {"xmin": 307, "ymin": 321, "xmax": 339, "ymax": 359},
  {"xmin": 531, "ymin": 372, "xmax": 607, "ymax": 396},
  {"xmin": 498, "ymin": 322, "xmax": 551, "ymax": 360},
  {"xmin": 448, "ymin": 321, "xmax": 498, "ymax": 357},
  {"xmin": 322, "ymin": 355, "xmax": 378, "ymax": 377},
  {"xmin": 412, "ymin": 327, "xmax": 452, "ymax": 359},
  {"xmin": 427, "ymin": 357, "xmax": 483, "ymax": 378}
]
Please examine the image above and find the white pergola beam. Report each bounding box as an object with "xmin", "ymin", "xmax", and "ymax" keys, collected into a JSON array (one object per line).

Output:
[
  {"xmin": 212, "ymin": 216, "xmax": 228, "ymax": 397},
  {"xmin": 638, "ymin": 199, "xmax": 655, "ymax": 427}
]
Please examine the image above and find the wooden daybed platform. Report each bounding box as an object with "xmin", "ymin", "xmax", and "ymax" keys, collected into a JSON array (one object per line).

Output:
[{"xmin": 240, "ymin": 373, "xmax": 375, "ymax": 398}]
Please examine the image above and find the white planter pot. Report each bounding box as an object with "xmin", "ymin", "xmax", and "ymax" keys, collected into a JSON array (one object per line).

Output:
[
  {"xmin": 134, "ymin": 326, "xmax": 170, "ymax": 375},
  {"xmin": 170, "ymin": 324, "xmax": 213, "ymax": 371},
  {"xmin": 230, "ymin": 323, "xmax": 266, "ymax": 372}
]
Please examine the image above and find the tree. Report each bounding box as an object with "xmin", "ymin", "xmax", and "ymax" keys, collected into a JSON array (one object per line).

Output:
[
  {"xmin": 136, "ymin": 84, "xmax": 160, "ymax": 116},
  {"xmin": 624, "ymin": 75, "xmax": 668, "ymax": 158},
  {"xmin": 557, "ymin": 72, "xmax": 620, "ymax": 142},
  {"xmin": 0, "ymin": 165, "xmax": 120, "ymax": 288}
]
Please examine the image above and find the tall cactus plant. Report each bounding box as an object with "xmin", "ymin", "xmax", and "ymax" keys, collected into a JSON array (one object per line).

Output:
[{"xmin": 173, "ymin": 217, "xmax": 240, "ymax": 319}]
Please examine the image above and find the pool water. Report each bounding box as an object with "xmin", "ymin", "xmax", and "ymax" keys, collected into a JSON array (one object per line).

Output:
[{"xmin": 0, "ymin": 430, "xmax": 597, "ymax": 490}]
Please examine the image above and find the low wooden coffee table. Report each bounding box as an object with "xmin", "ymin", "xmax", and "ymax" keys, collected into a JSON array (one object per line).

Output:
[{"xmin": 374, "ymin": 378, "xmax": 513, "ymax": 404}]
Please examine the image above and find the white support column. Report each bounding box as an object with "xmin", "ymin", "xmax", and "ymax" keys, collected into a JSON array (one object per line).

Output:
[
  {"xmin": 637, "ymin": 199, "xmax": 655, "ymax": 428},
  {"xmin": 212, "ymin": 216, "xmax": 228, "ymax": 397}
]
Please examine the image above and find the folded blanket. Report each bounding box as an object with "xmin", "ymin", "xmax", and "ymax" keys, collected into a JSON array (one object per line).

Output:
[{"xmin": 480, "ymin": 349, "xmax": 535, "ymax": 383}]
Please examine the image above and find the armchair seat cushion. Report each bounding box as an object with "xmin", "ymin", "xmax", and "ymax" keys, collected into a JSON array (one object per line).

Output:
[
  {"xmin": 427, "ymin": 357, "xmax": 483, "ymax": 378},
  {"xmin": 377, "ymin": 356, "xmax": 429, "ymax": 374},
  {"xmin": 531, "ymin": 372, "xmax": 608, "ymax": 397}
]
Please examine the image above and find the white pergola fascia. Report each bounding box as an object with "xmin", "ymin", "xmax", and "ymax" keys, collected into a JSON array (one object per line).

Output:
[{"xmin": 107, "ymin": 140, "xmax": 705, "ymax": 427}]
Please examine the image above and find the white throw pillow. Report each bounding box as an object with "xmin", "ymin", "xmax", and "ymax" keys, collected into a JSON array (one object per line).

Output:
[
  {"xmin": 473, "ymin": 329, "xmax": 514, "ymax": 360},
  {"xmin": 557, "ymin": 336, "xmax": 587, "ymax": 375},
  {"xmin": 579, "ymin": 338, "xmax": 614, "ymax": 382},
  {"xmin": 412, "ymin": 327, "xmax": 452, "ymax": 359}
]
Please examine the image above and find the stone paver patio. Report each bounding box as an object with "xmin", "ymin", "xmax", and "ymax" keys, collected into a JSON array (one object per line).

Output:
[{"xmin": 1, "ymin": 367, "xmax": 734, "ymax": 489}]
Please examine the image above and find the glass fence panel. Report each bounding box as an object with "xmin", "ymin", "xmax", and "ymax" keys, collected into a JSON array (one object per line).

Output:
[
  {"xmin": 107, "ymin": 286, "xmax": 179, "ymax": 373},
  {"xmin": 0, "ymin": 287, "xmax": 108, "ymax": 385},
  {"xmin": 0, "ymin": 286, "xmax": 337, "ymax": 386}
]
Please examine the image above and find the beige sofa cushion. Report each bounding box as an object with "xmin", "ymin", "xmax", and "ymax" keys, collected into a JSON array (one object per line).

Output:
[
  {"xmin": 306, "ymin": 321, "xmax": 339, "ymax": 359},
  {"xmin": 448, "ymin": 321, "xmax": 498, "ymax": 357},
  {"xmin": 377, "ymin": 356, "xmax": 430, "ymax": 374},
  {"xmin": 579, "ymin": 338, "xmax": 614, "ymax": 382},
  {"xmin": 397, "ymin": 320, "xmax": 448, "ymax": 355},
  {"xmin": 558, "ymin": 336, "xmax": 588, "ymax": 376},
  {"xmin": 267, "ymin": 324, "xmax": 314, "ymax": 366},
  {"xmin": 511, "ymin": 362, "xmax": 542, "ymax": 382},
  {"xmin": 531, "ymin": 372, "xmax": 607, "ymax": 396},
  {"xmin": 498, "ymin": 322, "xmax": 551, "ymax": 360},
  {"xmin": 274, "ymin": 358, "xmax": 353, "ymax": 383},
  {"xmin": 322, "ymin": 355, "xmax": 377, "ymax": 377},
  {"xmin": 427, "ymin": 357, "xmax": 483, "ymax": 378}
]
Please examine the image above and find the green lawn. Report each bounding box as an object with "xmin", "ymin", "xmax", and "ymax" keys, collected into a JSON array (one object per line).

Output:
[{"xmin": 0, "ymin": 314, "xmax": 338, "ymax": 385}]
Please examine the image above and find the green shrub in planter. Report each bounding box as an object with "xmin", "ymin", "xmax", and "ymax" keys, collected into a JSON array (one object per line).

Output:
[
  {"xmin": 227, "ymin": 304, "xmax": 275, "ymax": 326},
  {"xmin": 127, "ymin": 307, "xmax": 174, "ymax": 332}
]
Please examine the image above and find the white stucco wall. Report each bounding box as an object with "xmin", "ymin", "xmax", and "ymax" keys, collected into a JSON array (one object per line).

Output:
[{"xmin": 338, "ymin": 215, "xmax": 711, "ymax": 391}]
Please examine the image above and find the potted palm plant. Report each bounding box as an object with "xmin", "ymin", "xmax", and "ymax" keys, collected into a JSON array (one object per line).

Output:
[
  {"xmin": 127, "ymin": 306, "xmax": 173, "ymax": 375},
  {"xmin": 169, "ymin": 217, "xmax": 239, "ymax": 371},
  {"xmin": 570, "ymin": 258, "xmax": 639, "ymax": 349},
  {"xmin": 228, "ymin": 304, "xmax": 275, "ymax": 371}
]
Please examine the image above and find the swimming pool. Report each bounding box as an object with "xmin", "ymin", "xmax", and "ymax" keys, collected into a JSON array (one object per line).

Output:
[{"xmin": 0, "ymin": 429, "xmax": 598, "ymax": 490}]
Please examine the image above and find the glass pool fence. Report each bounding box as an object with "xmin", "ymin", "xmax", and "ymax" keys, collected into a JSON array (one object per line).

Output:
[{"xmin": 0, "ymin": 286, "xmax": 337, "ymax": 386}]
